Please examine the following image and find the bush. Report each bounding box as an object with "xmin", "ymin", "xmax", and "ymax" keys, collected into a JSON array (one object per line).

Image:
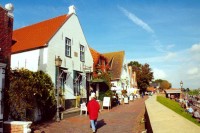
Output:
[
  {"xmin": 98, "ymin": 91, "xmax": 106, "ymax": 101},
  {"xmin": 7, "ymin": 68, "xmax": 56, "ymax": 121},
  {"xmin": 98, "ymin": 90, "xmax": 116, "ymax": 106},
  {"xmin": 99, "ymin": 90, "xmax": 113, "ymax": 101}
]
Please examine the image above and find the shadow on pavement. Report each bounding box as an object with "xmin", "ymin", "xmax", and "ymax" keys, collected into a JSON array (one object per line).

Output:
[{"xmin": 97, "ymin": 119, "xmax": 106, "ymax": 129}]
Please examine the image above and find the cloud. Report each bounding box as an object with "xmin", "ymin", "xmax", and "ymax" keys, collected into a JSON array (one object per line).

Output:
[
  {"xmin": 153, "ymin": 43, "xmax": 165, "ymax": 53},
  {"xmin": 118, "ymin": 7, "xmax": 176, "ymax": 55},
  {"xmin": 164, "ymin": 52, "xmax": 177, "ymax": 60},
  {"xmin": 166, "ymin": 44, "xmax": 175, "ymax": 50},
  {"xmin": 187, "ymin": 67, "xmax": 199, "ymax": 75},
  {"xmin": 129, "ymin": 42, "xmax": 200, "ymax": 89},
  {"xmin": 129, "ymin": 51, "xmax": 178, "ymax": 64},
  {"xmin": 151, "ymin": 37, "xmax": 175, "ymax": 53},
  {"xmin": 189, "ymin": 43, "xmax": 200, "ymax": 62},
  {"xmin": 153, "ymin": 68, "xmax": 167, "ymax": 79},
  {"xmin": 119, "ymin": 6, "xmax": 154, "ymax": 33},
  {"xmin": 190, "ymin": 43, "xmax": 200, "ymax": 52},
  {"xmin": 187, "ymin": 67, "xmax": 200, "ymax": 80}
]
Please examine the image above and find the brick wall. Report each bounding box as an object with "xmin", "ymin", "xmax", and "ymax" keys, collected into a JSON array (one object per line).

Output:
[
  {"xmin": 3, "ymin": 124, "xmax": 23, "ymax": 133},
  {"xmin": 0, "ymin": 4, "xmax": 14, "ymax": 122},
  {"xmin": 3, "ymin": 121, "xmax": 32, "ymax": 133},
  {"xmin": 0, "ymin": 5, "xmax": 13, "ymax": 65}
]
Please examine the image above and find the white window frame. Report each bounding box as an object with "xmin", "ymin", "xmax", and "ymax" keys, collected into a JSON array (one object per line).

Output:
[
  {"xmin": 65, "ymin": 37, "xmax": 71, "ymax": 57},
  {"xmin": 80, "ymin": 45, "xmax": 85, "ymax": 62}
]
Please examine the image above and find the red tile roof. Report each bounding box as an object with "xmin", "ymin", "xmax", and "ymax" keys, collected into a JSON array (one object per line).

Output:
[
  {"xmin": 89, "ymin": 47, "xmax": 109, "ymax": 76},
  {"xmin": 12, "ymin": 14, "xmax": 72, "ymax": 53},
  {"xmin": 103, "ymin": 51, "xmax": 125, "ymax": 80},
  {"xmin": 89, "ymin": 48, "xmax": 101, "ymax": 65},
  {"xmin": 147, "ymin": 87, "xmax": 155, "ymax": 92}
]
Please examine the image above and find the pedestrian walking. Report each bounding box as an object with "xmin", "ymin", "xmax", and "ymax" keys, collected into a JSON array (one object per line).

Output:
[
  {"xmin": 141, "ymin": 92, "xmax": 144, "ymax": 98},
  {"xmin": 87, "ymin": 92, "xmax": 100, "ymax": 133},
  {"xmin": 115, "ymin": 93, "xmax": 120, "ymax": 105}
]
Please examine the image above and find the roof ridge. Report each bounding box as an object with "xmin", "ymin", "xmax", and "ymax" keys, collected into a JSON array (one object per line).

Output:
[
  {"xmin": 14, "ymin": 14, "xmax": 68, "ymax": 31},
  {"xmin": 89, "ymin": 47, "xmax": 101, "ymax": 54},
  {"xmin": 103, "ymin": 50, "xmax": 125, "ymax": 54}
]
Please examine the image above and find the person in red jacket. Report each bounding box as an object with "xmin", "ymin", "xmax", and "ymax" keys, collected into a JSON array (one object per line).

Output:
[{"xmin": 87, "ymin": 92, "xmax": 100, "ymax": 133}]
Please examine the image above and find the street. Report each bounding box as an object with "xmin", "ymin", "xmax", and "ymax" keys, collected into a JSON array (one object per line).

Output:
[{"xmin": 33, "ymin": 96, "xmax": 148, "ymax": 133}]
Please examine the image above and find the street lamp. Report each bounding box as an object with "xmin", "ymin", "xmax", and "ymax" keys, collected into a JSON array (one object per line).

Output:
[
  {"xmin": 180, "ymin": 80, "xmax": 184, "ymax": 99},
  {"xmin": 55, "ymin": 56, "xmax": 62, "ymax": 121},
  {"xmin": 83, "ymin": 65, "xmax": 92, "ymax": 102},
  {"xmin": 180, "ymin": 81, "xmax": 183, "ymax": 90}
]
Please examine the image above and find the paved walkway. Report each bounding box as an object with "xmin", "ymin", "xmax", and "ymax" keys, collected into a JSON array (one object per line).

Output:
[
  {"xmin": 145, "ymin": 95, "xmax": 200, "ymax": 133},
  {"xmin": 33, "ymin": 96, "xmax": 148, "ymax": 133}
]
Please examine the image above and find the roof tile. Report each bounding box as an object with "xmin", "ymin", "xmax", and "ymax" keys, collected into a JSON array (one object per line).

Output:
[
  {"xmin": 89, "ymin": 48, "xmax": 100, "ymax": 65},
  {"xmin": 103, "ymin": 51, "xmax": 125, "ymax": 80},
  {"xmin": 12, "ymin": 14, "xmax": 72, "ymax": 53}
]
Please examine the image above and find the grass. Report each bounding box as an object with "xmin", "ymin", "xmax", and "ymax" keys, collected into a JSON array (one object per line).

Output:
[{"xmin": 157, "ymin": 96, "xmax": 200, "ymax": 126}]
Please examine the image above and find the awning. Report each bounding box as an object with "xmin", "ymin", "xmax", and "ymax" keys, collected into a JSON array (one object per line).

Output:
[
  {"xmin": 111, "ymin": 86, "xmax": 122, "ymax": 91},
  {"xmin": 91, "ymin": 78, "xmax": 110, "ymax": 89},
  {"xmin": 91, "ymin": 79, "xmax": 105, "ymax": 83},
  {"xmin": 165, "ymin": 89, "xmax": 182, "ymax": 94}
]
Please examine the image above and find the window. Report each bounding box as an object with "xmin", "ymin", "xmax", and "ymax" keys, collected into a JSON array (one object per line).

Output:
[
  {"xmin": 61, "ymin": 72, "xmax": 67, "ymax": 93},
  {"xmin": 65, "ymin": 37, "xmax": 71, "ymax": 57},
  {"xmin": 98, "ymin": 59, "xmax": 101, "ymax": 65},
  {"xmin": 80, "ymin": 45, "xmax": 85, "ymax": 62},
  {"xmin": 73, "ymin": 71, "xmax": 82, "ymax": 96}
]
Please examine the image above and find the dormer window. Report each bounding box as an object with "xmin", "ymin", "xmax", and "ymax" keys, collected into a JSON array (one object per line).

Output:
[
  {"xmin": 98, "ymin": 59, "xmax": 101, "ymax": 65},
  {"xmin": 80, "ymin": 45, "xmax": 85, "ymax": 62},
  {"xmin": 65, "ymin": 37, "xmax": 71, "ymax": 57}
]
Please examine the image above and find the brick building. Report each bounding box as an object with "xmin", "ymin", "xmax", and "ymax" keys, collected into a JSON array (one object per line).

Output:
[
  {"xmin": 0, "ymin": 3, "xmax": 14, "ymax": 132},
  {"xmin": 0, "ymin": 4, "xmax": 14, "ymax": 64}
]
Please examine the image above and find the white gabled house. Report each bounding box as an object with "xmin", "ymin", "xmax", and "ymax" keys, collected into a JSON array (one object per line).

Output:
[{"xmin": 11, "ymin": 5, "xmax": 93, "ymax": 109}]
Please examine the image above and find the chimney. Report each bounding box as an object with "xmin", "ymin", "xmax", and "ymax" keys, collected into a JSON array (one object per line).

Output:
[
  {"xmin": 5, "ymin": 3, "xmax": 14, "ymax": 17},
  {"xmin": 68, "ymin": 5, "xmax": 76, "ymax": 14}
]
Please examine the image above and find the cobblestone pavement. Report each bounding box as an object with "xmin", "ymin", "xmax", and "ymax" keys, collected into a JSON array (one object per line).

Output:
[{"xmin": 33, "ymin": 96, "xmax": 148, "ymax": 133}]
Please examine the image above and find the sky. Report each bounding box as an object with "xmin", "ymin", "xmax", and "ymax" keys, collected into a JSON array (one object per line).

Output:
[{"xmin": 1, "ymin": 0, "xmax": 200, "ymax": 89}]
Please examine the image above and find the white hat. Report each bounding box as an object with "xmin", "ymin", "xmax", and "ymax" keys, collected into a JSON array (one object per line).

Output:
[{"xmin": 91, "ymin": 92, "xmax": 96, "ymax": 98}]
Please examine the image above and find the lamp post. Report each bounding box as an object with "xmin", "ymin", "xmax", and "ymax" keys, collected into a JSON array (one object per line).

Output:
[
  {"xmin": 75, "ymin": 93, "xmax": 77, "ymax": 108},
  {"xmin": 83, "ymin": 65, "xmax": 92, "ymax": 102},
  {"xmin": 180, "ymin": 81, "xmax": 183, "ymax": 90},
  {"xmin": 180, "ymin": 80, "xmax": 184, "ymax": 99},
  {"xmin": 55, "ymin": 56, "xmax": 62, "ymax": 121}
]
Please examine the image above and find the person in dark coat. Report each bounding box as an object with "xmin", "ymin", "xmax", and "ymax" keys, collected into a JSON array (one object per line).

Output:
[{"xmin": 87, "ymin": 92, "xmax": 100, "ymax": 133}]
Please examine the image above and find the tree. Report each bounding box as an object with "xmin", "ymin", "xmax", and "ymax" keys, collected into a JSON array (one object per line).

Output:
[
  {"xmin": 186, "ymin": 88, "xmax": 190, "ymax": 92},
  {"xmin": 154, "ymin": 79, "xmax": 171, "ymax": 91},
  {"xmin": 154, "ymin": 79, "xmax": 163, "ymax": 83},
  {"xmin": 160, "ymin": 80, "xmax": 171, "ymax": 90},
  {"xmin": 188, "ymin": 89, "xmax": 199, "ymax": 95},
  {"xmin": 128, "ymin": 61, "xmax": 154, "ymax": 93},
  {"xmin": 6, "ymin": 68, "xmax": 56, "ymax": 121}
]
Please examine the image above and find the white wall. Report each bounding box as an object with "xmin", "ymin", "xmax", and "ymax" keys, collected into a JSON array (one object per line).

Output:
[
  {"xmin": 11, "ymin": 14, "xmax": 93, "ymax": 100},
  {"xmin": 11, "ymin": 48, "xmax": 48, "ymax": 72},
  {"xmin": 47, "ymin": 14, "xmax": 93, "ymax": 99}
]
